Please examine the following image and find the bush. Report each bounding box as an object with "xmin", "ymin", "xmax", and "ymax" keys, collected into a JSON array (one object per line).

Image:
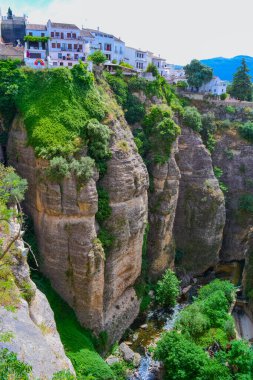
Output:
[
  {"xmin": 220, "ymin": 93, "xmax": 228, "ymax": 100},
  {"xmin": 200, "ymin": 290, "xmax": 229, "ymax": 327},
  {"xmin": 198, "ymin": 279, "xmax": 235, "ymax": 304},
  {"xmin": 0, "ymin": 348, "xmax": 32, "ymax": 379},
  {"xmin": 69, "ymin": 157, "xmax": 95, "ymax": 182},
  {"xmin": 83, "ymin": 119, "xmax": 111, "ymax": 163},
  {"xmin": 155, "ymin": 269, "xmax": 180, "ymax": 307},
  {"xmin": 227, "ymin": 340, "xmax": 253, "ymax": 376},
  {"xmin": 225, "ymin": 105, "xmax": 236, "ymax": 114},
  {"xmin": 105, "ymin": 73, "xmax": 128, "ymax": 106},
  {"xmin": 176, "ymin": 303, "xmax": 210, "ymax": 340},
  {"xmin": 96, "ymin": 188, "xmax": 112, "ymax": 224},
  {"xmin": 239, "ymin": 194, "xmax": 253, "ymax": 214},
  {"xmin": 52, "ymin": 370, "xmax": 75, "ymax": 379},
  {"xmin": 125, "ymin": 93, "xmax": 146, "ymax": 124},
  {"xmin": 146, "ymin": 63, "xmax": 159, "ymax": 78},
  {"xmin": 183, "ymin": 106, "xmax": 202, "ymax": 132},
  {"xmin": 88, "ymin": 50, "xmax": 107, "ymax": 65},
  {"xmin": 48, "ymin": 156, "xmax": 70, "ymax": 180},
  {"xmin": 239, "ymin": 121, "xmax": 253, "ymax": 142}
]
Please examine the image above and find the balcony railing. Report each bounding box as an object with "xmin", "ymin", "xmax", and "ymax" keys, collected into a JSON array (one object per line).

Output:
[
  {"xmin": 60, "ymin": 48, "xmax": 83, "ymax": 52},
  {"xmin": 51, "ymin": 35, "xmax": 82, "ymax": 40}
]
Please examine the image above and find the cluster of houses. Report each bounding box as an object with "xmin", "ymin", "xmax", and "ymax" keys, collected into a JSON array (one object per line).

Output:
[{"xmin": 0, "ymin": 9, "xmax": 227, "ymax": 95}]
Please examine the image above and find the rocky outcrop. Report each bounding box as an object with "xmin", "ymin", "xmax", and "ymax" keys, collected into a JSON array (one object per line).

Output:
[
  {"xmin": 212, "ymin": 129, "xmax": 253, "ymax": 262},
  {"xmin": 147, "ymin": 141, "xmax": 180, "ymax": 280},
  {"xmin": 173, "ymin": 126, "xmax": 226, "ymax": 275},
  {"xmin": 0, "ymin": 219, "xmax": 74, "ymax": 379},
  {"xmin": 7, "ymin": 112, "xmax": 149, "ymax": 343}
]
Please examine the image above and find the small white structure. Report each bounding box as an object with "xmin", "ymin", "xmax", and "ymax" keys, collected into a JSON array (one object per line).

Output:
[
  {"xmin": 83, "ymin": 28, "xmax": 125, "ymax": 63},
  {"xmin": 151, "ymin": 54, "xmax": 166, "ymax": 76},
  {"xmin": 47, "ymin": 20, "xmax": 90, "ymax": 68},
  {"xmin": 199, "ymin": 76, "xmax": 227, "ymax": 95},
  {"xmin": 24, "ymin": 24, "xmax": 48, "ymax": 69},
  {"xmin": 124, "ymin": 47, "xmax": 151, "ymax": 71},
  {"xmin": 165, "ymin": 65, "xmax": 187, "ymax": 84}
]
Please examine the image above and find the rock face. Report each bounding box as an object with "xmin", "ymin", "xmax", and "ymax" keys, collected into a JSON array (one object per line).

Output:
[
  {"xmin": 147, "ymin": 141, "xmax": 181, "ymax": 280},
  {"xmin": 212, "ymin": 129, "xmax": 253, "ymax": 262},
  {"xmin": 0, "ymin": 219, "xmax": 74, "ymax": 379},
  {"xmin": 173, "ymin": 126, "xmax": 226, "ymax": 275},
  {"xmin": 8, "ymin": 113, "xmax": 149, "ymax": 343}
]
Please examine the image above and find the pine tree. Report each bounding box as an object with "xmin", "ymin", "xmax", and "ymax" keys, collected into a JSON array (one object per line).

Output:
[
  {"xmin": 231, "ymin": 58, "xmax": 252, "ymax": 101},
  {"xmin": 7, "ymin": 7, "xmax": 13, "ymax": 19}
]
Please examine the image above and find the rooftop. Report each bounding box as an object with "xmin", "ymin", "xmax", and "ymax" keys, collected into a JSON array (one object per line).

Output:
[
  {"xmin": 49, "ymin": 21, "xmax": 79, "ymax": 30},
  {"xmin": 0, "ymin": 43, "xmax": 24, "ymax": 58},
  {"xmin": 80, "ymin": 29, "xmax": 95, "ymax": 39},
  {"xmin": 84, "ymin": 28, "xmax": 123, "ymax": 42},
  {"xmin": 26, "ymin": 24, "xmax": 47, "ymax": 31}
]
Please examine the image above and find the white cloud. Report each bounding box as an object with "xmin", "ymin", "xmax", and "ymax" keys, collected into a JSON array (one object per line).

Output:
[{"xmin": 2, "ymin": 0, "xmax": 253, "ymax": 64}]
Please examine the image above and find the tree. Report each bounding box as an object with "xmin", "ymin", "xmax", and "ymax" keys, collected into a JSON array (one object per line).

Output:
[
  {"xmin": 184, "ymin": 59, "xmax": 213, "ymax": 91},
  {"xmin": 183, "ymin": 106, "xmax": 202, "ymax": 132},
  {"xmin": 7, "ymin": 7, "xmax": 13, "ymax": 19},
  {"xmin": 231, "ymin": 58, "xmax": 252, "ymax": 101},
  {"xmin": 155, "ymin": 269, "xmax": 180, "ymax": 307},
  {"xmin": 146, "ymin": 63, "xmax": 159, "ymax": 78},
  {"xmin": 88, "ymin": 50, "xmax": 107, "ymax": 65}
]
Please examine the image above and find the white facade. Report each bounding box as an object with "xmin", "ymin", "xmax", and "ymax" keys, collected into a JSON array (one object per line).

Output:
[
  {"xmin": 199, "ymin": 77, "xmax": 227, "ymax": 95},
  {"xmin": 124, "ymin": 47, "xmax": 151, "ymax": 71},
  {"xmin": 84, "ymin": 28, "xmax": 125, "ymax": 63},
  {"xmin": 151, "ymin": 55, "xmax": 166, "ymax": 76},
  {"xmin": 24, "ymin": 24, "xmax": 48, "ymax": 69},
  {"xmin": 47, "ymin": 20, "xmax": 90, "ymax": 68}
]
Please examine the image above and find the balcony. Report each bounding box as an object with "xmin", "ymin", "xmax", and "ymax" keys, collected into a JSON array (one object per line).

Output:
[
  {"xmin": 60, "ymin": 47, "xmax": 83, "ymax": 52},
  {"xmin": 51, "ymin": 35, "xmax": 82, "ymax": 41}
]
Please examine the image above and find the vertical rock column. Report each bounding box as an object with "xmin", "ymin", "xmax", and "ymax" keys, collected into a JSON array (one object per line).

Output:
[{"xmin": 173, "ymin": 127, "xmax": 226, "ymax": 276}]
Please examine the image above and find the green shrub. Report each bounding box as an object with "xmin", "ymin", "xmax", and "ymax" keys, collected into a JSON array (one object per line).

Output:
[
  {"xmin": 239, "ymin": 194, "xmax": 253, "ymax": 213},
  {"xmin": 197, "ymin": 279, "xmax": 235, "ymax": 304},
  {"xmin": 155, "ymin": 269, "xmax": 180, "ymax": 307},
  {"xmin": 183, "ymin": 106, "xmax": 202, "ymax": 131},
  {"xmin": 125, "ymin": 93, "xmax": 146, "ymax": 124},
  {"xmin": 176, "ymin": 303, "xmax": 210, "ymax": 340},
  {"xmin": 197, "ymin": 328, "xmax": 229, "ymax": 349},
  {"xmin": 69, "ymin": 157, "xmax": 95, "ymax": 182},
  {"xmin": 0, "ymin": 348, "xmax": 32, "ymax": 379},
  {"xmin": 110, "ymin": 361, "xmax": 131, "ymax": 380},
  {"xmin": 88, "ymin": 50, "xmax": 107, "ymax": 65},
  {"xmin": 239, "ymin": 121, "xmax": 253, "ymax": 142},
  {"xmin": 97, "ymin": 227, "xmax": 115, "ymax": 255},
  {"xmin": 220, "ymin": 93, "xmax": 228, "ymax": 100},
  {"xmin": 52, "ymin": 370, "xmax": 75, "ymax": 379},
  {"xmin": 146, "ymin": 63, "xmax": 159, "ymax": 78},
  {"xmin": 105, "ymin": 73, "xmax": 128, "ymax": 106},
  {"xmin": 225, "ymin": 105, "xmax": 236, "ymax": 114},
  {"xmin": 83, "ymin": 119, "xmax": 111, "ymax": 163},
  {"xmin": 48, "ymin": 156, "xmax": 70, "ymax": 180},
  {"xmin": 96, "ymin": 188, "xmax": 112, "ymax": 223},
  {"xmin": 128, "ymin": 76, "xmax": 147, "ymax": 93},
  {"xmin": 227, "ymin": 340, "xmax": 253, "ymax": 376}
]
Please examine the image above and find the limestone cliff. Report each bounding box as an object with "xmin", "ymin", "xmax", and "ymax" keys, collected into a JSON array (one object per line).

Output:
[
  {"xmin": 173, "ymin": 126, "xmax": 226, "ymax": 275},
  {"xmin": 147, "ymin": 141, "xmax": 180, "ymax": 281},
  {"xmin": 0, "ymin": 219, "xmax": 74, "ymax": 379},
  {"xmin": 212, "ymin": 129, "xmax": 253, "ymax": 262},
  {"xmin": 7, "ymin": 110, "xmax": 149, "ymax": 343}
]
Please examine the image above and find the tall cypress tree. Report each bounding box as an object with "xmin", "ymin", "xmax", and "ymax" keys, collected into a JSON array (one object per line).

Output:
[{"xmin": 231, "ymin": 58, "xmax": 252, "ymax": 101}]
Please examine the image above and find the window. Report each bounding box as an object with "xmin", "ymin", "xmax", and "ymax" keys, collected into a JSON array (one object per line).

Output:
[
  {"xmin": 61, "ymin": 33, "xmax": 64, "ymax": 39},
  {"xmin": 105, "ymin": 54, "xmax": 111, "ymax": 61},
  {"xmin": 30, "ymin": 52, "xmax": 41, "ymax": 58},
  {"xmin": 52, "ymin": 43, "xmax": 56, "ymax": 48},
  {"xmin": 78, "ymin": 45, "xmax": 82, "ymax": 51},
  {"xmin": 57, "ymin": 43, "xmax": 60, "ymax": 48},
  {"xmin": 72, "ymin": 33, "xmax": 76, "ymax": 38},
  {"xmin": 136, "ymin": 62, "xmax": 144, "ymax": 69},
  {"xmin": 56, "ymin": 32, "xmax": 60, "ymax": 37},
  {"xmin": 58, "ymin": 53, "xmax": 62, "ymax": 58},
  {"xmin": 41, "ymin": 33, "xmax": 45, "ymax": 37},
  {"xmin": 53, "ymin": 62, "xmax": 58, "ymax": 66},
  {"xmin": 29, "ymin": 32, "xmax": 33, "ymax": 36},
  {"xmin": 136, "ymin": 52, "xmax": 144, "ymax": 59},
  {"xmin": 74, "ymin": 54, "xmax": 78, "ymax": 60},
  {"xmin": 99, "ymin": 43, "xmax": 102, "ymax": 50},
  {"xmin": 68, "ymin": 44, "xmax": 72, "ymax": 50},
  {"xmin": 68, "ymin": 62, "xmax": 72, "ymax": 67},
  {"xmin": 60, "ymin": 62, "xmax": 64, "ymax": 66},
  {"xmin": 104, "ymin": 44, "xmax": 112, "ymax": 51},
  {"xmin": 51, "ymin": 32, "xmax": 54, "ymax": 37},
  {"xmin": 74, "ymin": 44, "xmax": 78, "ymax": 50},
  {"xmin": 67, "ymin": 33, "xmax": 71, "ymax": 38}
]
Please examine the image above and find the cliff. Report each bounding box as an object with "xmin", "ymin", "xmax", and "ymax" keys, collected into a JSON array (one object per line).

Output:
[
  {"xmin": 0, "ymin": 218, "xmax": 74, "ymax": 379},
  {"xmin": 7, "ymin": 107, "xmax": 149, "ymax": 344},
  {"xmin": 173, "ymin": 126, "xmax": 226, "ymax": 275}
]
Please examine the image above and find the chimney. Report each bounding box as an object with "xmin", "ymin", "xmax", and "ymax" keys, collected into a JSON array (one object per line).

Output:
[{"xmin": 97, "ymin": 26, "xmax": 99, "ymax": 31}]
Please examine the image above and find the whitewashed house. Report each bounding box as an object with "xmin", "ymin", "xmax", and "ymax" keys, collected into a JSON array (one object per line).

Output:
[
  {"xmin": 83, "ymin": 28, "xmax": 125, "ymax": 63},
  {"xmin": 47, "ymin": 20, "xmax": 90, "ymax": 68},
  {"xmin": 124, "ymin": 47, "xmax": 151, "ymax": 71},
  {"xmin": 151, "ymin": 54, "xmax": 166, "ymax": 76},
  {"xmin": 24, "ymin": 24, "xmax": 48, "ymax": 69},
  {"xmin": 199, "ymin": 76, "xmax": 227, "ymax": 95}
]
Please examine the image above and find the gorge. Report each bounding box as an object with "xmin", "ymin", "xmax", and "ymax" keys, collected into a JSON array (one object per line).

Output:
[{"xmin": 0, "ymin": 61, "xmax": 253, "ymax": 379}]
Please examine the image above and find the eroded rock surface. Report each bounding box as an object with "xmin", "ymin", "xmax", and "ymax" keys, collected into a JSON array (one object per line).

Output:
[
  {"xmin": 173, "ymin": 127, "xmax": 226, "ymax": 275},
  {"xmin": 8, "ymin": 113, "xmax": 149, "ymax": 343},
  {"xmin": 212, "ymin": 129, "xmax": 253, "ymax": 262}
]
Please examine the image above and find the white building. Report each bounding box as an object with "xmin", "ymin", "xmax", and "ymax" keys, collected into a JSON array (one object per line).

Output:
[
  {"xmin": 83, "ymin": 28, "xmax": 125, "ymax": 63},
  {"xmin": 199, "ymin": 76, "xmax": 227, "ymax": 95},
  {"xmin": 47, "ymin": 20, "xmax": 90, "ymax": 68},
  {"xmin": 124, "ymin": 47, "xmax": 151, "ymax": 71},
  {"xmin": 151, "ymin": 55, "xmax": 166, "ymax": 76},
  {"xmin": 24, "ymin": 24, "xmax": 48, "ymax": 68},
  {"xmin": 165, "ymin": 65, "xmax": 187, "ymax": 84}
]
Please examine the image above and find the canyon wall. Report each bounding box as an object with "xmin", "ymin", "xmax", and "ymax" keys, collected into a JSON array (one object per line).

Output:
[
  {"xmin": 173, "ymin": 126, "xmax": 226, "ymax": 275},
  {"xmin": 7, "ymin": 113, "xmax": 149, "ymax": 343}
]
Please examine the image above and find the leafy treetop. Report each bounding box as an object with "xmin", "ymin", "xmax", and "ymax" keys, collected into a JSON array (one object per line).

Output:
[{"xmin": 184, "ymin": 59, "xmax": 213, "ymax": 91}]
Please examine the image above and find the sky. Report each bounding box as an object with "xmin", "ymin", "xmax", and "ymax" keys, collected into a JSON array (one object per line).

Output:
[{"xmin": 1, "ymin": 0, "xmax": 253, "ymax": 65}]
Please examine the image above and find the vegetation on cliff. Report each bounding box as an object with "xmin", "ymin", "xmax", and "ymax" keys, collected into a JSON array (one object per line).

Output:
[{"xmin": 155, "ymin": 279, "xmax": 253, "ymax": 380}]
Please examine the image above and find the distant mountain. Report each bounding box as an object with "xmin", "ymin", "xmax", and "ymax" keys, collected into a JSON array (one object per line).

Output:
[{"xmin": 200, "ymin": 55, "xmax": 253, "ymax": 82}]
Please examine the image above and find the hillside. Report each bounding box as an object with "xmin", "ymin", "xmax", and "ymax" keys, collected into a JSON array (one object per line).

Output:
[{"xmin": 200, "ymin": 55, "xmax": 253, "ymax": 81}]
